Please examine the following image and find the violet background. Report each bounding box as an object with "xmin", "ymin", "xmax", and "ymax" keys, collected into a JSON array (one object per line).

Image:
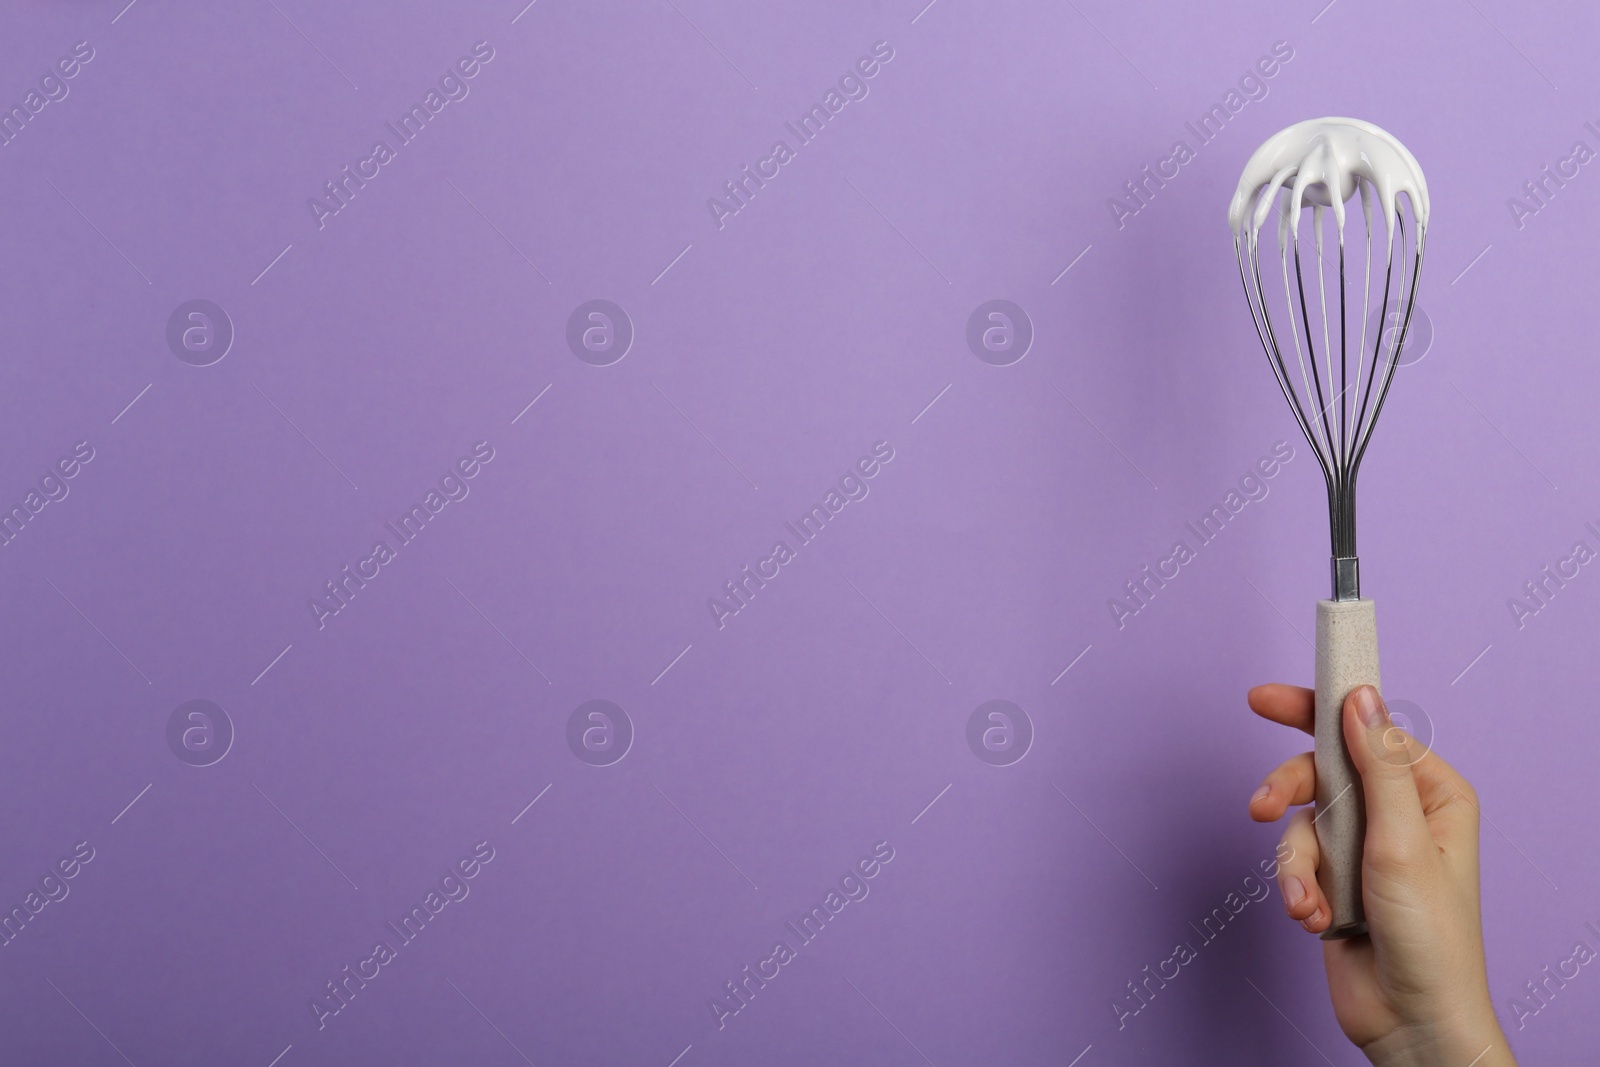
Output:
[{"xmin": 2, "ymin": 0, "xmax": 1598, "ymax": 1063}]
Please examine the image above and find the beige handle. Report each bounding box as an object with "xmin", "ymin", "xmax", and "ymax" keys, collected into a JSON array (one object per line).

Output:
[{"xmin": 1313, "ymin": 598, "xmax": 1378, "ymax": 939}]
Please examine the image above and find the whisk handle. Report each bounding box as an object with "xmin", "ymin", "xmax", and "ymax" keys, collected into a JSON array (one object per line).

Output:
[{"xmin": 1313, "ymin": 598, "xmax": 1378, "ymax": 940}]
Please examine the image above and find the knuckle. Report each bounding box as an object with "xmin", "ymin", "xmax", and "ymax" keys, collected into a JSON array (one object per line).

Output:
[{"xmin": 1364, "ymin": 833, "xmax": 1425, "ymax": 871}]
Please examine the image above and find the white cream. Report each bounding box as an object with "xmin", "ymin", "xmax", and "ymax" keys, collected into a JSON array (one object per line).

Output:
[{"xmin": 1228, "ymin": 117, "xmax": 1428, "ymax": 241}]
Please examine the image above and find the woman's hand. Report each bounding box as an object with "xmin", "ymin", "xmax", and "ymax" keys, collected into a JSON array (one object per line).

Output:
[{"xmin": 1247, "ymin": 683, "xmax": 1517, "ymax": 1067}]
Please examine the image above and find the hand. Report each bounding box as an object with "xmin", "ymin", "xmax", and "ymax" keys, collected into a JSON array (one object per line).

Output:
[{"xmin": 1246, "ymin": 683, "xmax": 1517, "ymax": 1067}]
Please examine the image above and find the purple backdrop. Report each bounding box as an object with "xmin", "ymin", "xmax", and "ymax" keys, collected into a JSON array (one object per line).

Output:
[{"xmin": 3, "ymin": 1, "xmax": 1598, "ymax": 1064}]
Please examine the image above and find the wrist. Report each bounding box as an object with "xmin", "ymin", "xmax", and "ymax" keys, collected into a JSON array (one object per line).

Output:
[{"xmin": 1363, "ymin": 1002, "xmax": 1516, "ymax": 1067}]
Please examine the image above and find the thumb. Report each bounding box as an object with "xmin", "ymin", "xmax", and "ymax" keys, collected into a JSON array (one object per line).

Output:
[{"xmin": 1341, "ymin": 685, "xmax": 1432, "ymax": 866}]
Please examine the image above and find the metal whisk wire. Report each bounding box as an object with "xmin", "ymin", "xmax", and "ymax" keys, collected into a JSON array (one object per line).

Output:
[{"xmin": 1233, "ymin": 177, "xmax": 1426, "ymax": 600}]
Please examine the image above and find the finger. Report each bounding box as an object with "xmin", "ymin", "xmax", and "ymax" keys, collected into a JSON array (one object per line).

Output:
[
  {"xmin": 1247, "ymin": 684, "xmax": 1314, "ymax": 736},
  {"xmin": 1277, "ymin": 808, "xmax": 1330, "ymax": 932},
  {"xmin": 1249, "ymin": 751, "xmax": 1316, "ymax": 821},
  {"xmin": 1347, "ymin": 713, "xmax": 1481, "ymax": 884},
  {"xmin": 1387, "ymin": 731, "xmax": 1482, "ymax": 860},
  {"xmin": 1342, "ymin": 686, "xmax": 1435, "ymax": 869},
  {"xmin": 1387, "ymin": 732, "xmax": 1480, "ymax": 819}
]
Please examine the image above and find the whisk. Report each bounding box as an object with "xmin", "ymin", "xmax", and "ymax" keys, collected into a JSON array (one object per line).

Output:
[{"xmin": 1229, "ymin": 117, "xmax": 1428, "ymax": 939}]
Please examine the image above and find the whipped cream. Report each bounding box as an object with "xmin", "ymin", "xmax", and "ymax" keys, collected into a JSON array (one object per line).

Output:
[{"xmin": 1228, "ymin": 117, "xmax": 1428, "ymax": 240}]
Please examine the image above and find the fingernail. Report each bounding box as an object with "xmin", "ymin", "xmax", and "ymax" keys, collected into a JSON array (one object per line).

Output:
[
  {"xmin": 1284, "ymin": 876, "xmax": 1305, "ymax": 907},
  {"xmin": 1301, "ymin": 909, "xmax": 1321, "ymax": 933},
  {"xmin": 1251, "ymin": 785, "xmax": 1270, "ymax": 805},
  {"xmin": 1354, "ymin": 685, "xmax": 1387, "ymax": 729}
]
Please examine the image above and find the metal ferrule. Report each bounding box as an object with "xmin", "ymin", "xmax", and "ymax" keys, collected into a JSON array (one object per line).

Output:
[{"xmin": 1332, "ymin": 556, "xmax": 1360, "ymax": 602}]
